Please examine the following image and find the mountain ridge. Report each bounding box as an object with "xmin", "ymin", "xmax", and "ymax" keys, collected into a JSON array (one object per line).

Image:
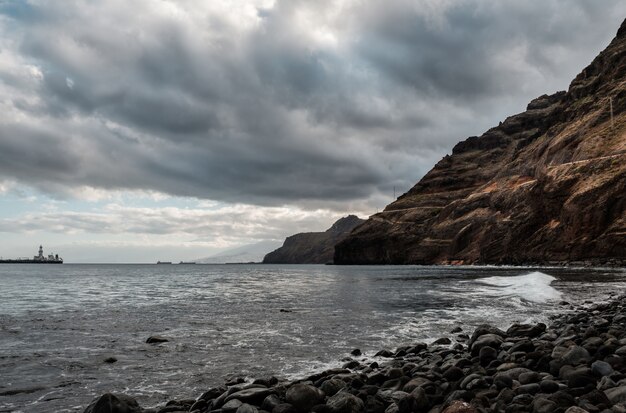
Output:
[
  {"xmin": 335, "ymin": 18, "xmax": 626, "ymax": 266},
  {"xmin": 263, "ymin": 215, "xmax": 365, "ymax": 264}
]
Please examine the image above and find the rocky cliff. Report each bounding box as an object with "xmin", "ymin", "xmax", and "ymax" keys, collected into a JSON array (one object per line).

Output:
[
  {"xmin": 335, "ymin": 19, "xmax": 626, "ymax": 265},
  {"xmin": 263, "ymin": 215, "xmax": 365, "ymax": 264}
]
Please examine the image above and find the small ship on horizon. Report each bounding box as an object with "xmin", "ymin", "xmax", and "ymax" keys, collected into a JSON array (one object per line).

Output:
[{"xmin": 0, "ymin": 245, "xmax": 63, "ymax": 264}]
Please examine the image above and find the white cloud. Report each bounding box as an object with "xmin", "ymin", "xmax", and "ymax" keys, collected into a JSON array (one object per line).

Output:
[{"xmin": 0, "ymin": 201, "xmax": 351, "ymax": 248}]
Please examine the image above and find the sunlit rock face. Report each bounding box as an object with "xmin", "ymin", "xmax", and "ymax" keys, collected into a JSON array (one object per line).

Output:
[{"xmin": 335, "ymin": 19, "xmax": 626, "ymax": 266}]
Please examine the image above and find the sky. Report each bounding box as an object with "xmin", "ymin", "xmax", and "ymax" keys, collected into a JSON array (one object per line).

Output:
[{"xmin": 0, "ymin": 1, "xmax": 625, "ymax": 262}]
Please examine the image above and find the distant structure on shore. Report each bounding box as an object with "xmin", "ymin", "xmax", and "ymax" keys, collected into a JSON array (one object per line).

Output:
[{"xmin": 0, "ymin": 245, "xmax": 63, "ymax": 264}]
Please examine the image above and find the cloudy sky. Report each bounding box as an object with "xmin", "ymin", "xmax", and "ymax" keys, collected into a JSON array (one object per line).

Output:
[{"xmin": 0, "ymin": 1, "xmax": 625, "ymax": 262}]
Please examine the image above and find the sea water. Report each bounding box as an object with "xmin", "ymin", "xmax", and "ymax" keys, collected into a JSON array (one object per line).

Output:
[{"xmin": 0, "ymin": 264, "xmax": 625, "ymax": 412}]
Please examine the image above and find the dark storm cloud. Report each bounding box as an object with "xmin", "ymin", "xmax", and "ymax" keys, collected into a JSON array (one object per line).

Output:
[{"xmin": 1, "ymin": 0, "xmax": 625, "ymax": 207}]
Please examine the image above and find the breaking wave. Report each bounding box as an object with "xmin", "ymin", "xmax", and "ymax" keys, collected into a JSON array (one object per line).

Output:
[{"xmin": 476, "ymin": 271, "xmax": 562, "ymax": 303}]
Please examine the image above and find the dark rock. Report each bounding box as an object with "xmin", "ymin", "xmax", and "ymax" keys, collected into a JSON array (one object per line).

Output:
[
  {"xmin": 326, "ymin": 391, "xmax": 365, "ymax": 413},
  {"xmin": 510, "ymin": 340, "xmax": 535, "ymax": 354},
  {"xmin": 433, "ymin": 337, "xmax": 452, "ymax": 345},
  {"xmin": 494, "ymin": 374, "xmax": 513, "ymax": 390},
  {"xmin": 343, "ymin": 360, "xmax": 361, "ymax": 370},
  {"xmin": 200, "ymin": 387, "xmax": 227, "ymax": 401},
  {"xmin": 604, "ymin": 385, "xmax": 626, "ymax": 405},
  {"xmin": 262, "ymin": 395, "xmax": 282, "ymax": 412},
  {"xmin": 236, "ymin": 405, "xmax": 259, "ymax": 413},
  {"xmin": 531, "ymin": 397, "xmax": 557, "ymax": 413},
  {"xmin": 351, "ymin": 349, "xmax": 362, "ymax": 356},
  {"xmin": 226, "ymin": 388, "xmax": 274, "ymax": 405},
  {"xmin": 479, "ymin": 346, "xmax": 498, "ymax": 366},
  {"xmin": 471, "ymin": 334, "xmax": 503, "ymax": 356},
  {"xmin": 443, "ymin": 366, "xmax": 464, "ymax": 381},
  {"xmin": 84, "ymin": 393, "xmax": 142, "ymax": 413},
  {"xmin": 591, "ymin": 360, "xmax": 613, "ymax": 377},
  {"xmin": 518, "ymin": 372, "xmax": 541, "ymax": 384},
  {"xmin": 515, "ymin": 383, "xmax": 540, "ymax": 395},
  {"xmin": 548, "ymin": 391, "xmax": 576, "ymax": 409},
  {"xmin": 407, "ymin": 343, "xmax": 427, "ymax": 354},
  {"xmin": 410, "ymin": 387, "xmax": 429, "ymax": 411},
  {"xmin": 363, "ymin": 395, "xmax": 385, "ymax": 413},
  {"xmin": 272, "ymin": 404, "xmax": 296, "ymax": 413},
  {"xmin": 469, "ymin": 325, "xmax": 506, "ymax": 346},
  {"xmin": 441, "ymin": 400, "xmax": 478, "ymax": 413},
  {"xmin": 539, "ymin": 380, "xmax": 559, "ymax": 393},
  {"xmin": 321, "ymin": 379, "xmax": 346, "ymax": 397},
  {"xmin": 285, "ymin": 384, "xmax": 325, "ymax": 412},
  {"xmin": 157, "ymin": 406, "xmax": 186, "ymax": 413},
  {"xmin": 507, "ymin": 323, "xmax": 546, "ymax": 338},
  {"xmin": 564, "ymin": 408, "xmax": 590, "ymax": 413},
  {"xmin": 374, "ymin": 350, "xmax": 394, "ymax": 358},
  {"xmin": 561, "ymin": 346, "xmax": 591, "ymax": 366},
  {"xmin": 146, "ymin": 335, "xmax": 169, "ymax": 344},
  {"xmin": 104, "ymin": 357, "xmax": 118, "ymax": 363},
  {"xmin": 312, "ymin": 404, "xmax": 334, "ymax": 413},
  {"xmin": 223, "ymin": 399, "xmax": 244, "ymax": 413},
  {"xmin": 189, "ymin": 400, "xmax": 207, "ymax": 412}
]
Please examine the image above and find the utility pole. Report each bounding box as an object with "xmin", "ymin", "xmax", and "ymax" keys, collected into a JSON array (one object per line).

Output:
[{"xmin": 610, "ymin": 97, "xmax": 614, "ymax": 128}]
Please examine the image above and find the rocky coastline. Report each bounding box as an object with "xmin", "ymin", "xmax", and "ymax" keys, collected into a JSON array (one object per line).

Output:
[{"xmin": 85, "ymin": 294, "xmax": 626, "ymax": 413}]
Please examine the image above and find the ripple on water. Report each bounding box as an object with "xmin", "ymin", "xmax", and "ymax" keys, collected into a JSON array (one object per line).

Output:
[{"xmin": 0, "ymin": 264, "xmax": 624, "ymax": 412}]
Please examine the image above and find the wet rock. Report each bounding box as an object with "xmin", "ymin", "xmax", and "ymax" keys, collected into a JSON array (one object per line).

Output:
[
  {"xmin": 326, "ymin": 391, "xmax": 365, "ymax": 413},
  {"xmin": 226, "ymin": 388, "xmax": 275, "ymax": 405},
  {"xmin": 103, "ymin": 357, "xmax": 118, "ymax": 363},
  {"xmin": 506, "ymin": 323, "xmax": 546, "ymax": 338},
  {"xmin": 343, "ymin": 360, "xmax": 361, "ymax": 370},
  {"xmin": 471, "ymin": 334, "xmax": 503, "ymax": 356},
  {"xmin": 351, "ymin": 349, "xmax": 362, "ymax": 356},
  {"xmin": 83, "ymin": 393, "xmax": 142, "ymax": 413},
  {"xmin": 375, "ymin": 350, "xmax": 394, "ymax": 358},
  {"xmin": 223, "ymin": 399, "xmax": 244, "ymax": 413},
  {"xmin": 285, "ymin": 384, "xmax": 325, "ymax": 412},
  {"xmin": 321, "ymin": 378, "xmax": 346, "ymax": 397},
  {"xmin": 262, "ymin": 395, "xmax": 282, "ymax": 412},
  {"xmin": 441, "ymin": 400, "xmax": 478, "ymax": 413},
  {"xmin": 189, "ymin": 400, "xmax": 207, "ymax": 412},
  {"xmin": 469, "ymin": 325, "xmax": 506, "ymax": 346},
  {"xmin": 146, "ymin": 335, "xmax": 169, "ymax": 344},
  {"xmin": 236, "ymin": 404, "xmax": 259, "ymax": 413},
  {"xmin": 433, "ymin": 337, "xmax": 452, "ymax": 345},
  {"xmin": 199, "ymin": 386, "xmax": 226, "ymax": 402}
]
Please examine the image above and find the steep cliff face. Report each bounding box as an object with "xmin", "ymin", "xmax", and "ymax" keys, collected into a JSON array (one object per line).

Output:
[
  {"xmin": 335, "ymin": 20, "xmax": 626, "ymax": 266},
  {"xmin": 263, "ymin": 215, "xmax": 365, "ymax": 264}
]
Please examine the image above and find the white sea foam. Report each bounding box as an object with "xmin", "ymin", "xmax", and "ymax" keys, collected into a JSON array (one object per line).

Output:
[{"xmin": 477, "ymin": 271, "xmax": 562, "ymax": 303}]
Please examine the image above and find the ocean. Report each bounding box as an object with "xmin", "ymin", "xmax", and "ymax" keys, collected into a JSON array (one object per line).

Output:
[{"xmin": 0, "ymin": 264, "xmax": 625, "ymax": 412}]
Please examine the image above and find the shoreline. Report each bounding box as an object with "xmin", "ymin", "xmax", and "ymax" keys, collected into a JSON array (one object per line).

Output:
[{"xmin": 84, "ymin": 293, "xmax": 626, "ymax": 413}]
